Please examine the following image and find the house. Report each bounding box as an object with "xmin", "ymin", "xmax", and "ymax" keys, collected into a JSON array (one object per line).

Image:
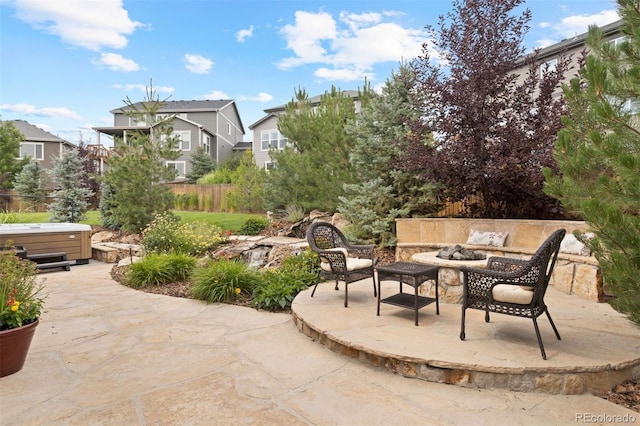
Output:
[
  {"xmin": 9, "ymin": 119, "xmax": 75, "ymax": 180},
  {"xmin": 512, "ymin": 19, "xmax": 624, "ymax": 96},
  {"xmin": 249, "ymin": 90, "xmax": 361, "ymax": 170},
  {"xmin": 93, "ymin": 99, "xmax": 245, "ymax": 181}
]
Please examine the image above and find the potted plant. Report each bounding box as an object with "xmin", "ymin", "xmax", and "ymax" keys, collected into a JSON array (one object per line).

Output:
[{"xmin": 0, "ymin": 246, "xmax": 45, "ymax": 377}]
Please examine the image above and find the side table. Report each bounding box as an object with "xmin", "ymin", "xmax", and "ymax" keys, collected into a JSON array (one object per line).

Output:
[{"xmin": 376, "ymin": 262, "xmax": 440, "ymax": 326}]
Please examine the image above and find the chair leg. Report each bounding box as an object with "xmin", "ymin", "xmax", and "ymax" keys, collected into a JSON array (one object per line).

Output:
[
  {"xmin": 460, "ymin": 307, "xmax": 466, "ymax": 340},
  {"xmin": 532, "ymin": 317, "xmax": 547, "ymax": 360},
  {"xmin": 485, "ymin": 310, "xmax": 490, "ymax": 323},
  {"xmin": 310, "ymin": 280, "xmax": 319, "ymax": 298},
  {"xmin": 371, "ymin": 275, "xmax": 377, "ymax": 297},
  {"xmin": 344, "ymin": 282, "xmax": 348, "ymax": 308},
  {"xmin": 546, "ymin": 310, "xmax": 561, "ymax": 340},
  {"xmin": 334, "ymin": 279, "xmax": 339, "ymax": 291}
]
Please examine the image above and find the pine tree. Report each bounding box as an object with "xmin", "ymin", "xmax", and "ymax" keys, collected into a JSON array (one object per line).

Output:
[
  {"xmin": 544, "ymin": 0, "xmax": 640, "ymax": 324},
  {"xmin": 48, "ymin": 148, "xmax": 94, "ymax": 223},
  {"xmin": 264, "ymin": 85, "xmax": 372, "ymax": 212},
  {"xmin": 338, "ymin": 63, "xmax": 442, "ymax": 246},
  {"xmin": 0, "ymin": 120, "xmax": 28, "ymax": 190},
  {"xmin": 185, "ymin": 146, "xmax": 215, "ymax": 184},
  {"xmin": 13, "ymin": 159, "xmax": 46, "ymax": 211},
  {"xmin": 101, "ymin": 83, "xmax": 180, "ymax": 231}
]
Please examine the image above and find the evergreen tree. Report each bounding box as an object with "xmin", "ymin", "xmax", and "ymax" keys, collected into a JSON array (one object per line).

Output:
[
  {"xmin": 185, "ymin": 146, "xmax": 215, "ymax": 184},
  {"xmin": 0, "ymin": 120, "xmax": 28, "ymax": 190},
  {"xmin": 338, "ymin": 63, "xmax": 442, "ymax": 246},
  {"xmin": 101, "ymin": 83, "xmax": 181, "ymax": 231},
  {"xmin": 406, "ymin": 0, "xmax": 570, "ymax": 218},
  {"xmin": 48, "ymin": 148, "xmax": 94, "ymax": 223},
  {"xmin": 75, "ymin": 136, "xmax": 101, "ymax": 208},
  {"xmin": 264, "ymin": 85, "xmax": 372, "ymax": 212},
  {"xmin": 13, "ymin": 159, "xmax": 46, "ymax": 211},
  {"xmin": 226, "ymin": 150, "xmax": 266, "ymax": 213},
  {"xmin": 544, "ymin": 0, "xmax": 640, "ymax": 324}
]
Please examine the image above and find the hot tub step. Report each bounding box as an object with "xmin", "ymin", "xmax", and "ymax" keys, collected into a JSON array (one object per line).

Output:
[{"xmin": 26, "ymin": 252, "xmax": 71, "ymax": 272}]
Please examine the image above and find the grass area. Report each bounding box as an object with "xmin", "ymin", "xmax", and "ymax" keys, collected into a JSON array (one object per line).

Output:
[{"xmin": 0, "ymin": 210, "xmax": 265, "ymax": 233}]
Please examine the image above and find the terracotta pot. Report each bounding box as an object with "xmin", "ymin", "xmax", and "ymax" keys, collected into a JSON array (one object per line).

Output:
[{"xmin": 0, "ymin": 319, "xmax": 39, "ymax": 377}]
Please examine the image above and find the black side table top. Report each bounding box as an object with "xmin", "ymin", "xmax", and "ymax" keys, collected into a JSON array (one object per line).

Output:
[{"xmin": 376, "ymin": 261, "xmax": 439, "ymax": 276}]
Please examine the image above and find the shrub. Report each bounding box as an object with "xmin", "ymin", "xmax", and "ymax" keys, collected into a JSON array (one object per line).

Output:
[
  {"xmin": 190, "ymin": 259, "xmax": 260, "ymax": 303},
  {"xmin": 141, "ymin": 212, "xmax": 226, "ymax": 255},
  {"xmin": 126, "ymin": 253, "xmax": 196, "ymax": 289},
  {"xmin": 285, "ymin": 205, "xmax": 306, "ymax": 223},
  {"xmin": 239, "ymin": 217, "xmax": 269, "ymax": 236},
  {"xmin": 252, "ymin": 250, "xmax": 320, "ymax": 311}
]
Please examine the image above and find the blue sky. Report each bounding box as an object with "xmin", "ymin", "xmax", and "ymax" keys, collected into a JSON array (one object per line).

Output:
[{"xmin": 0, "ymin": 0, "xmax": 620, "ymax": 147}]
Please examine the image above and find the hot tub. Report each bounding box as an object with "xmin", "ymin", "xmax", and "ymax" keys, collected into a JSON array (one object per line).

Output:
[{"xmin": 0, "ymin": 223, "xmax": 92, "ymax": 263}]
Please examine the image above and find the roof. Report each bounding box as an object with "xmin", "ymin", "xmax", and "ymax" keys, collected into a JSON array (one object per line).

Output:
[
  {"xmin": 263, "ymin": 89, "xmax": 360, "ymax": 114},
  {"xmin": 233, "ymin": 141, "xmax": 252, "ymax": 151},
  {"xmin": 9, "ymin": 119, "xmax": 73, "ymax": 146},
  {"xmin": 519, "ymin": 19, "xmax": 624, "ymax": 63},
  {"xmin": 110, "ymin": 99, "xmax": 245, "ymax": 134}
]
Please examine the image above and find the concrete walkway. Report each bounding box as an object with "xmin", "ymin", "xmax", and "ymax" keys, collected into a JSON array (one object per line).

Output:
[{"xmin": 1, "ymin": 261, "xmax": 637, "ymax": 425}]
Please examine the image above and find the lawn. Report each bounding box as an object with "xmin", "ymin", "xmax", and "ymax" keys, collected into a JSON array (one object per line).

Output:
[{"xmin": 0, "ymin": 210, "xmax": 265, "ymax": 233}]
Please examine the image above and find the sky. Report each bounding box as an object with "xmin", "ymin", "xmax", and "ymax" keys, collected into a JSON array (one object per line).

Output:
[{"xmin": 0, "ymin": 0, "xmax": 621, "ymax": 147}]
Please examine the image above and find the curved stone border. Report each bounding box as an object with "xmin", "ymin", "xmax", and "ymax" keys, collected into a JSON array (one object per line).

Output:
[{"xmin": 292, "ymin": 313, "xmax": 640, "ymax": 396}]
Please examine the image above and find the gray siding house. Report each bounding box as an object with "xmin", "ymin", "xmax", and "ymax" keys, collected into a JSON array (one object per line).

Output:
[
  {"xmin": 512, "ymin": 20, "xmax": 624, "ymax": 97},
  {"xmin": 9, "ymin": 119, "xmax": 74, "ymax": 185},
  {"xmin": 249, "ymin": 90, "xmax": 361, "ymax": 170},
  {"xmin": 94, "ymin": 99, "xmax": 245, "ymax": 181}
]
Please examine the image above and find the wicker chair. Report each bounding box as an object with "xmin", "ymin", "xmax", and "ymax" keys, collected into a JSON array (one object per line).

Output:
[
  {"xmin": 306, "ymin": 221, "xmax": 377, "ymax": 307},
  {"xmin": 459, "ymin": 229, "xmax": 566, "ymax": 359}
]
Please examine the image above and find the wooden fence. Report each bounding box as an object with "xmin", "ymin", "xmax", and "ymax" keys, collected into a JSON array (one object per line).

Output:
[{"xmin": 167, "ymin": 184, "xmax": 234, "ymax": 212}]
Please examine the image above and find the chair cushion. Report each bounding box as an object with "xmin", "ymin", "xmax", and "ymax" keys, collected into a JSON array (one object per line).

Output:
[
  {"xmin": 492, "ymin": 284, "xmax": 534, "ymax": 304},
  {"xmin": 321, "ymin": 257, "xmax": 373, "ymax": 272}
]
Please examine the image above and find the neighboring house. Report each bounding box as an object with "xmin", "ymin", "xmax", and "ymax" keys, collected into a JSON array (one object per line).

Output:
[
  {"xmin": 512, "ymin": 19, "xmax": 624, "ymax": 98},
  {"xmin": 93, "ymin": 99, "xmax": 245, "ymax": 181},
  {"xmin": 9, "ymin": 119, "xmax": 75, "ymax": 183},
  {"xmin": 249, "ymin": 90, "xmax": 361, "ymax": 170}
]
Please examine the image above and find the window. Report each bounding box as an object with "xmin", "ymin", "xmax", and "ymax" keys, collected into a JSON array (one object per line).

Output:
[
  {"xmin": 540, "ymin": 58, "xmax": 558, "ymax": 78},
  {"xmin": 129, "ymin": 116, "xmax": 147, "ymax": 127},
  {"xmin": 203, "ymin": 135, "xmax": 211, "ymax": 154},
  {"xmin": 166, "ymin": 161, "xmax": 186, "ymax": 178},
  {"xmin": 608, "ymin": 36, "xmax": 626, "ymax": 47},
  {"xmin": 261, "ymin": 130, "xmax": 287, "ymax": 150},
  {"xmin": 19, "ymin": 143, "xmax": 44, "ymax": 160},
  {"xmin": 265, "ymin": 161, "xmax": 276, "ymax": 171},
  {"xmin": 227, "ymin": 123, "xmax": 232, "ymax": 135},
  {"xmin": 172, "ymin": 131, "xmax": 191, "ymax": 150}
]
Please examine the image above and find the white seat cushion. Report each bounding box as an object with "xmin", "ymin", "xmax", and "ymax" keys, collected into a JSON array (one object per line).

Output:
[
  {"xmin": 321, "ymin": 257, "xmax": 373, "ymax": 272},
  {"xmin": 492, "ymin": 284, "xmax": 534, "ymax": 304}
]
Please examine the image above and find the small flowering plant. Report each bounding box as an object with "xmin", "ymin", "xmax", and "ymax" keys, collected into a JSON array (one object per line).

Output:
[{"xmin": 0, "ymin": 247, "xmax": 45, "ymax": 331}]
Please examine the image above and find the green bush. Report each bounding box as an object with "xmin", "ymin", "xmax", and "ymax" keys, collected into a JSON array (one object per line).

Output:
[
  {"xmin": 190, "ymin": 259, "xmax": 261, "ymax": 303},
  {"xmin": 239, "ymin": 217, "xmax": 269, "ymax": 235},
  {"xmin": 126, "ymin": 253, "xmax": 196, "ymax": 289},
  {"xmin": 252, "ymin": 249, "xmax": 320, "ymax": 311},
  {"xmin": 141, "ymin": 212, "xmax": 226, "ymax": 255},
  {"xmin": 285, "ymin": 205, "xmax": 306, "ymax": 223}
]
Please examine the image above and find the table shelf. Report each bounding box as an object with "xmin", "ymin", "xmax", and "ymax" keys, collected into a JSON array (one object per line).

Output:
[{"xmin": 380, "ymin": 293, "xmax": 436, "ymax": 310}]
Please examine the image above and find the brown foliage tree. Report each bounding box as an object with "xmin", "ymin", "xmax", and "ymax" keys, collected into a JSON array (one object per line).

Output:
[{"xmin": 404, "ymin": 0, "xmax": 573, "ymax": 218}]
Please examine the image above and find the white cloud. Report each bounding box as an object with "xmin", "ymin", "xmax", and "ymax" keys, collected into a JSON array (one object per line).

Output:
[
  {"xmin": 535, "ymin": 9, "xmax": 620, "ymax": 47},
  {"xmin": 276, "ymin": 10, "xmax": 429, "ymax": 82},
  {"xmin": 184, "ymin": 54, "xmax": 213, "ymax": 74},
  {"xmin": 0, "ymin": 103, "xmax": 81, "ymax": 120},
  {"xmin": 238, "ymin": 92, "xmax": 274, "ymax": 102},
  {"xmin": 94, "ymin": 53, "xmax": 139, "ymax": 72},
  {"xmin": 236, "ymin": 25, "xmax": 254, "ymax": 43},
  {"xmin": 201, "ymin": 90, "xmax": 230, "ymax": 100},
  {"xmin": 112, "ymin": 83, "xmax": 174, "ymax": 93},
  {"xmin": 11, "ymin": 0, "xmax": 143, "ymax": 51}
]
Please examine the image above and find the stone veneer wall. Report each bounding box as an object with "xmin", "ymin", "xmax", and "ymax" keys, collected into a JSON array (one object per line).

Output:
[{"xmin": 395, "ymin": 218, "xmax": 605, "ymax": 302}]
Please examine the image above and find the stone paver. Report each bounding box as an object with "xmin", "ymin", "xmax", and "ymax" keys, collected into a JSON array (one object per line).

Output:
[{"xmin": 0, "ymin": 261, "xmax": 637, "ymax": 425}]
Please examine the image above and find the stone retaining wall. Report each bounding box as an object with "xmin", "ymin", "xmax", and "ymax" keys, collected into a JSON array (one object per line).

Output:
[{"xmin": 395, "ymin": 218, "xmax": 605, "ymax": 302}]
